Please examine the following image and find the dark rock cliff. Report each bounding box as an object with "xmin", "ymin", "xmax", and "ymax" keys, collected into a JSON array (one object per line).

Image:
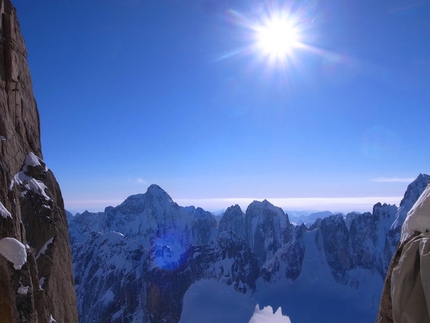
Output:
[{"xmin": 0, "ymin": 0, "xmax": 78, "ymax": 322}]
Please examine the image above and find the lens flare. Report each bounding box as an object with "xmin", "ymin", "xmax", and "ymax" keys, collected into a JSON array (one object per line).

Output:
[{"xmin": 149, "ymin": 231, "xmax": 187, "ymax": 271}]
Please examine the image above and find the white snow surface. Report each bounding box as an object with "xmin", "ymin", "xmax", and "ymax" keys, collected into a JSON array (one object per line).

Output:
[
  {"xmin": 11, "ymin": 171, "xmax": 51, "ymax": 201},
  {"xmin": 39, "ymin": 277, "xmax": 46, "ymax": 290},
  {"xmin": 24, "ymin": 152, "xmax": 47, "ymax": 170},
  {"xmin": 9, "ymin": 152, "xmax": 51, "ymax": 201},
  {"xmin": 17, "ymin": 283, "xmax": 29, "ymax": 295},
  {"xmin": 401, "ymin": 183, "xmax": 430, "ymax": 242},
  {"xmin": 0, "ymin": 238, "xmax": 27, "ymax": 270},
  {"xmin": 0, "ymin": 201, "xmax": 12, "ymax": 218},
  {"xmin": 248, "ymin": 305, "xmax": 291, "ymax": 323},
  {"xmin": 35, "ymin": 237, "xmax": 54, "ymax": 259}
]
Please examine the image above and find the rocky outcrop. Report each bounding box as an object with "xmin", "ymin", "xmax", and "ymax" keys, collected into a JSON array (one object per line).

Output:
[{"xmin": 0, "ymin": 1, "xmax": 78, "ymax": 322}]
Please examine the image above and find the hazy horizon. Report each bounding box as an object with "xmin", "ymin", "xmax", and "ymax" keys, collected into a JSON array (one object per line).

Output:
[{"xmin": 64, "ymin": 185, "xmax": 404, "ymax": 215}]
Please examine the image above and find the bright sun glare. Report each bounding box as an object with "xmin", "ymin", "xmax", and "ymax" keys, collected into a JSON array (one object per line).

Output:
[{"xmin": 255, "ymin": 16, "xmax": 301, "ymax": 59}]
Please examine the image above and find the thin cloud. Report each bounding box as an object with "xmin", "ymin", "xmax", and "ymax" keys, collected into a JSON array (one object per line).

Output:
[
  {"xmin": 372, "ymin": 177, "xmax": 415, "ymax": 183},
  {"xmin": 136, "ymin": 178, "xmax": 147, "ymax": 184},
  {"xmin": 65, "ymin": 199, "xmax": 124, "ymax": 213},
  {"xmin": 176, "ymin": 196, "xmax": 402, "ymax": 213}
]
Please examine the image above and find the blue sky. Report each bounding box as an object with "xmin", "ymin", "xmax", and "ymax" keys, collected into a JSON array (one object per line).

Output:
[{"xmin": 13, "ymin": 0, "xmax": 430, "ymax": 213}]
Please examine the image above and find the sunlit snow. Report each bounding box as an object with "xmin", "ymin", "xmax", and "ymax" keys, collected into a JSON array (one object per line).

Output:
[
  {"xmin": 39, "ymin": 277, "xmax": 46, "ymax": 290},
  {"xmin": 36, "ymin": 237, "xmax": 54, "ymax": 259},
  {"xmin": 10, "ymin": 152, "xmax": 51, "ymax": 201},
  {"xmin": 0, "ymin": 201, "xmax": 12, "ymax": 218},
  {"xmin": 248, "ymin": 304, "xmax": 291, "ymax": 323},
  {"xmin": 11, "ymin": 171, "xmax": 51, "ymax": 201},
  {"xmin": 0, "ymin": 237, "xmax": 27, "ymax": 270},
  {"xmin": 401, "ymin": 182, "xmax": 430, "ymax": 242},
  {"xmin": 24, "ymin": 152, "xmax": 47, "ymax": 171},
  {"xmin": 17, "ymin": 283, "xmax": 29, "ymax": 295}
]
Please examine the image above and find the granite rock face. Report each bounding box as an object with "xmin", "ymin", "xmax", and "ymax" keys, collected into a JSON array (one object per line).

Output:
[{"xmin": 0, "ymin": 1, "xmax": 78, "ymax": 322}]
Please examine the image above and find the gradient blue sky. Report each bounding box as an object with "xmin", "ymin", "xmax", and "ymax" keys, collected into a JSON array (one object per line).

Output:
[{"xmin": 13, "ymin": 0, "xmax": 430, "ymax": 213}]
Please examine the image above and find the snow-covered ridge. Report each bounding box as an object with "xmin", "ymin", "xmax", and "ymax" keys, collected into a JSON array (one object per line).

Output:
[
  {"xmin": 391, "ymin": 173, "xmax": 430, "ymax": 231},
  {"xmin": 401, "ymin": 181, "xmax": 430, "ymax": 242}
]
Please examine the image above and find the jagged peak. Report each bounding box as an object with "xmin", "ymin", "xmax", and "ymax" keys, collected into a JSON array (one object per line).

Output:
[
  {"xmin": 247, "ymin": 199, "xmax": 278, "ymax": 212},
  {"xmin": 224, "ymin": 204, "xmax": 244, "ymax": 216},
  {"xmin": 115, "ymin": 185, "xmax": 173, "ymax": 211},
  {"xmin": 246, "ymin": 199, "xmax": 286, "ymax": 219},
  {"xmin": 400, "ymin": 174, "xmax": 430, "ymax": 208},
  {"xmin": 321, "ymin": 213, "xmax": 346, "ymax": 226},
  {"xmin": 246, "ymin": 199, "xmax": 290, "ymax": 229},
  {"xmin": 145, "ymin": 184, "xmax": 174, "ymax": 203}
]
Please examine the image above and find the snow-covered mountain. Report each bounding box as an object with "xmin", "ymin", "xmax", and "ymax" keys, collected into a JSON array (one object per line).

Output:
[
  {"xmin": 68, "ymin": 175, "xmax": 430, "ymax": 323},
  {"xmin": 288, "ymin": 210, "xmax": 334, "ymax": 225}
]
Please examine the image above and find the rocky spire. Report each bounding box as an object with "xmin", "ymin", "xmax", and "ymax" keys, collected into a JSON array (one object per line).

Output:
[{"xmin": 0, "ymin": 1, "xmax": 78, "ymax": 322}]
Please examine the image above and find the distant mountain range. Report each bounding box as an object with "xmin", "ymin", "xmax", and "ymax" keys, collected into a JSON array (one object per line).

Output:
[
  {"xmin": 286, "ymin": 210, "xmax": 335, "ymax": 225},
  {"xmin": 68, "ymin": 174, "xmax": 430, "ymax": 323}
]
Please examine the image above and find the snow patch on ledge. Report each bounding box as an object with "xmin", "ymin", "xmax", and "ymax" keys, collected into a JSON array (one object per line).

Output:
[
  {"xmin": 17, "ymin": 283, "xmax": 29, "ymax": 295},
  {"xmin": 9, "ymin": 152, "xmax": 51, "ymax": 202},
  {"xmin": 36, "ymin": 237, "xmax": 54, "ymax": 259},
  {"xmin": 11, "ymin": 171, "xmax": 51, "ymax": 201},
  {"xmin": 401, "ymin": 182, "xmax": 430, "ymax": 242},
  {"xmin": 39, "ymin": 277, "xmax": 46, "ymax": 290},
  {"xmin": 23, "ymin": 152, "xmax": 48, "ymax": 172},
  {"xmin": 0, "ymin": 238, "xmax": 27, "ymax": 270},
  {"xmin": 0, "ymin": 201, "xmax": 12, "ymax": 218}
]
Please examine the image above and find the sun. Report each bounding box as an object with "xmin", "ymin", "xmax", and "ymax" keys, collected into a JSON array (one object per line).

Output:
[
  {"xmin": 216, "ymin": 9, "xmax": 310, "ymax": 70},
  {"xmin": 255, "ymin": 16, "xmax": 301, "ymax": 59}
]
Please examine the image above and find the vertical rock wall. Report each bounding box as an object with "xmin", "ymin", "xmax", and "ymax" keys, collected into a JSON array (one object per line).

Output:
[{"xmin": 0, "ymin": 0, "xmax": 78, "ymax": 322}]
